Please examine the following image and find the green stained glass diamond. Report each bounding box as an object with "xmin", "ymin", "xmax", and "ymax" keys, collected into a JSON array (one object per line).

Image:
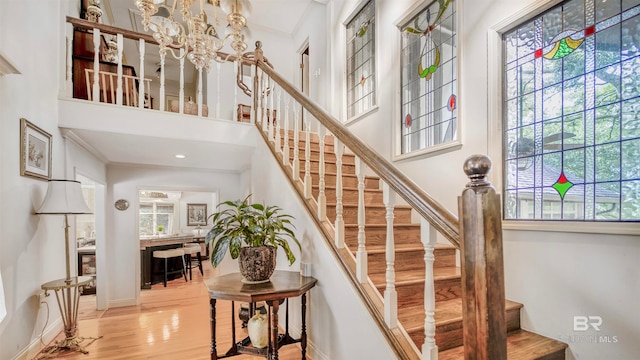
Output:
[{"xmin": 552, "ymin": 172, "xmax": 574, "ymax": 199}]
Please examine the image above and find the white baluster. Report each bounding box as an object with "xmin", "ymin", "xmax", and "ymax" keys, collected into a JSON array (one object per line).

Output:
[
  {"xmin": 420, "ymin": 218, "xmax": 438, "ymax": 360},
  {"xmin": 66, "ymin": 35, "xmax": 72, "ymax": 97},
  {"xmin": 356, "ymin": 157, "xmax": 367, "ymax": 283},
  {"xmin": 262, "ymin": 73, "xmax": 268, "ymax": 132},
  {"xmin": 116, "ymin": 34, "xmax": 123, "ymax": 106},
  {"xmin": 268, "ymin": 81, "xmax": 274, "ymax": 142},
  {"xmin": 275, "ymin": 89, "xmax": 282, "ymax": 153},
  {"xmin": 216, "ymin": 61, "xmax": 221, "ymax": 118},
  {"xmin": 92, "ymin": 29, "xmax": 100, "ymax": 102},
  {"xmin": 334, "ymin": 137, "xmax": 345, "ymax": 248},
  {"xmin": 138, "ymin": 39, "xmax": 145, "ymax": 109},
  {"xmin": 317, "ymin": 126, "xmax": 326, "ymax": 220},
  {"xmin": 292, "ymin": 106, "xmax": 300, "ymax": 181},
  {"xmin": 179, "ymin": 48, "xmax": 185, "ymax": 114},
  {"xmin": 249, "ymin": 63, "xmax": 254, "ymax": 123},
  {"xmin": 383, "ymin": 182, "xmax": 398, "ymax": 328},
  {"xmin": 283, "ymin": 98, "xmax": 290, "ymax": 165},
  {"xmin": 303, "ymin": 115, "xmax": 312, "ymax": 199},
  {"xmin": 233, "ymin": 60, "xmax": 240, "ymax": 124},
  {"xmin": 197, "ymin": 67, "xmax": 203, "ymax": 117},
  {"xmin": 159, "ymin": 52, "xmax": 165, "ymax": 111}
]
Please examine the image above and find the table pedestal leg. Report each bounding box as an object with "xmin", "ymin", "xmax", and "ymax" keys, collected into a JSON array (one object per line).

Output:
[
  {"xmin": 270, "ymin": 299, "xmax": 280, "ymax": 360},
  {"xmin": 210, "ymin": 298, "xmax": 217, "ymax": 360},
  {"xmin": 301, "ymin": 293, "xmax": 307, "ymax": 359}
]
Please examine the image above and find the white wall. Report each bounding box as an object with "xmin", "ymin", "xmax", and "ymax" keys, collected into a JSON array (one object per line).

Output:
[
  {"xmin": 316, "ymin": 0, "xmax": 640, "ymax": 359},
  {"xmin": 250, "ymin": 138, "xmax": 397, "ymax": 360},
  {"xmin": 106, "ymin": 165, "xmax": 246, "ymax": 306},
  {"xmin": 0, "ymin": 1, "xmax": 83, "ymax": 359},
  {"xmin": 206, "ymin": 27, "xmax": 296, "ymax": 121}
]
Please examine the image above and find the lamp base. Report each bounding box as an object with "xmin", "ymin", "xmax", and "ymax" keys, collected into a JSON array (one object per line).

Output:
[{"xmin": 34, "ymin": 335, "xmax": 102, "ymax": 359}]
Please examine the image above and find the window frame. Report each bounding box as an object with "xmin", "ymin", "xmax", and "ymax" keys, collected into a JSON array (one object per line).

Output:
[
  {"xmin": 488, "ymin": 0, "xmax": 640, "ymax": 235},
  {"xmin": 392, "ymin": 0, "xmax": 463, "ymax": 161},
  {"xmin": 139, "ymin": 200, "xmax": 177, "ymax": 236},
  {"xmin": 343, "ymin": 0, "xmax": 379, "ymax": 125}
]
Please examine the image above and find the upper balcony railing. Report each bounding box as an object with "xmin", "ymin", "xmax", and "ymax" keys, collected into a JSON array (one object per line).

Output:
[{"xmin": 64, "ymin": 17, "xmax": 250, "ymax": 121}]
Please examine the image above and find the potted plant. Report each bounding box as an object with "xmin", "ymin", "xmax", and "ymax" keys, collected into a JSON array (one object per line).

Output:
[{"xmin": 205, "ymin": 195, "xmax": 301, "ymax": 283}]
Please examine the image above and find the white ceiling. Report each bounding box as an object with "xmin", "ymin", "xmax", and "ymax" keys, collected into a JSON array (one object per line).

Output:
[
  {"xmin": 70, "ymin": 0, "xmax": 318, "ymax": 173},
  {"xmin": 68, "ymin": 129, "xmax": 255, "ymax": 172}
]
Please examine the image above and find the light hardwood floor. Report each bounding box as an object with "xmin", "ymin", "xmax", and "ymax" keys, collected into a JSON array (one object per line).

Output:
[{"xmin": 38, "ymin": 262, "xmax": 309, "ymax": 359}]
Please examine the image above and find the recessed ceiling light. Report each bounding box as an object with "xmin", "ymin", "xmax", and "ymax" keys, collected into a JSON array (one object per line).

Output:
[{"xmin": 175, "ymin": 154, "xmax": 186, "ymax": 159}]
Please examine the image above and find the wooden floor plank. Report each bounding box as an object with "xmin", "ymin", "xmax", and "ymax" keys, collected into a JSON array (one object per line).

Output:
[{"xmin": 37, "ymin": 263, "xmax": 310, "ymax": 360}]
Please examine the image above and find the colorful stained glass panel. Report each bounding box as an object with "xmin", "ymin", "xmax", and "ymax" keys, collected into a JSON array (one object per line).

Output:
[{"xmin": 503, "ymin": 0, "xmax": 640, "ymax": 221}]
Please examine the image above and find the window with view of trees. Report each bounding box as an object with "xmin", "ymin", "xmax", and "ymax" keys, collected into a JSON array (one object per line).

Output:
[
  {"xmin": 503, "ymin": 0, "xmax": 640, "ymax": 221},
  {"xmin": 400, "ymin": 0, "xmax": 458, "ymax": 154},
  {"xmin": 140, "ymin": 202, "xmax": 175, "ymax": 235},
  {"xmin": 346, "ymin": 0, "xmax": 376, "ymax": 119}
]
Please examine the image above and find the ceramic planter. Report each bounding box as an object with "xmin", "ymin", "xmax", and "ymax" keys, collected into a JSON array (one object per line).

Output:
[{"xmin": 238, "ymin": 246, "xmax": 276, "ymax": 283}]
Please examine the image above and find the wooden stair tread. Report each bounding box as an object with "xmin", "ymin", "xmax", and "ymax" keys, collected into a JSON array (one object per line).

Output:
[
  {"xmin": 312, "ymin": 184, "xmax": 381, "ymax": 192},
  {"xmin": 344, "ymin": 223, "xmax": 420, "ymax": 228},
  {"xmin": 370, "ymin": 267, "xmax": 461, "ymax": 286},
  {"xmin": 328, "ymin": 203, "xmax": 413, "ymax": 210},
  {"xmin": 354, "ymin": 244, "xmax": 425, "ymax": 253},
  {"xmin": 399, "ymin": 298, "xmax": 524, "ymax": 330},
  {"xmin": 438, "ymin": 329, "xmax": 568, "ymax": 360}
]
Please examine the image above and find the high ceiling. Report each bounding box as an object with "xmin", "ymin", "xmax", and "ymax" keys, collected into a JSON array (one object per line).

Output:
[{"xmin": 68, "ymin": 0, "xmax": 320, "ymax": 173}]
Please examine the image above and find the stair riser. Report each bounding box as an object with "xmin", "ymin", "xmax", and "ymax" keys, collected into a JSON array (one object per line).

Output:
[
  {"xmin": 344, "ymin": 226, "xmax": 421, "ymax": 247},
  {"xmin": 364, "ymin": 248, "xmax": 457, "ymax": 274},
  {"xmin": 278, "ymin": 130, "xmax": 335, "ymax": 144},
  {"xmin": 407, "ymin": 307, "xmax": 522, "ymax": 351},
  {"xmin": 366, "ymin": 250, "xmax": 425, "ymax": 274},
  {"xmin": 379, "ymin": 278, "xmax": 462, "ymax": 308},
  {"xmin": 313, "ymin": 187, "xmax": 383, "ymax": 205},
  {"xmin": 310, "ymin": 173, "xmax": 379, "ymax": 189},
  {"xmin": 292, "ymin": 147, "xmax": 357, "ymax": 165},
  {"xmin": 327, "ymin": 206, "xmax": 412, "ymax": 224},
  {"xmin": 282, "ymin": 138, "xmax": 334, "ymax": 152},
  {"xmin": 296, "ymin": 160, "xmax": 356, "ymax": 174}
]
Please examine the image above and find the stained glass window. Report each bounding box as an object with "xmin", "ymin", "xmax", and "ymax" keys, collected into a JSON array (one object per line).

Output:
[
  {"xmin": 503, "ymin": 0, "xmax": 640, "ymax": 221},
  {"xmin": 346, "ymin": 0, "xmax": 376, "ymax": 119},
  {"xmin": 400, "ymin": 0, "xmax": 457, "ymax": 154}
]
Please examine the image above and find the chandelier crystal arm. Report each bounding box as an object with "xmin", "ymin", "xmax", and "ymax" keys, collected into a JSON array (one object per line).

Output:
[{"xmin": 137, "ymin": 0, "xmax": 252, "ymax": 70}]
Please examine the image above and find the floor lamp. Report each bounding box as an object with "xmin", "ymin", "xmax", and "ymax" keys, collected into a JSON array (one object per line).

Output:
[{"xmin": 35, "ymin": 179, "xmax": 99, "ymax": 357}]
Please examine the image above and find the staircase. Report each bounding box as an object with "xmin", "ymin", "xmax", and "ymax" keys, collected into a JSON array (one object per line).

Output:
[{"xmin": 277, "ymin": 130, "xmax": 568, "ymax": 359}]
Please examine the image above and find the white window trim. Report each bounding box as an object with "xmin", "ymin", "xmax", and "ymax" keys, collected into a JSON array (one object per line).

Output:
[
  {"xmin": 487, "ymin": 0, "xmax": 640, "ymax": 235},
  {"xmin": 342, "ymin": 0, "xmax": 379, "ymax": 124},
  {"xmin": 392, "ymin": 0, "xmax": 464, "ymax": 160}
]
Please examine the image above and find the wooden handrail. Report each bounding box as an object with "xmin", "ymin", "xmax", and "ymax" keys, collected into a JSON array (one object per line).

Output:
[
  {"xmin": 256, "ymin": 60, "xmax": 460, "ymax": 248},
  {"xmin": 66, "ymin": 17, "xmax": 238, "ymax": 62}
]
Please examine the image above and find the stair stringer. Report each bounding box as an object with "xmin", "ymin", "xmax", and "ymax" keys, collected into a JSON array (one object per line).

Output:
[{"xmin": 250, "ymin": 127, "xmax": 420, "ymax": 360}]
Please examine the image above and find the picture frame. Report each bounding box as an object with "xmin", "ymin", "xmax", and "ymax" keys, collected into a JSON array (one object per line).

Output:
[
  {"xmin": 187, "ymin": 203, "xmax": 207, "ymax": 226},
  {"xmin": 20, "ymin": 118, "xmax": 52, "ymax": 181}
]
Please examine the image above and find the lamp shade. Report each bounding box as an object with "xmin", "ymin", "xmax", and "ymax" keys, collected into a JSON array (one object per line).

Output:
[{"xmin": 36, "ymin": 179, "xmax": 92, "ymax": 215}]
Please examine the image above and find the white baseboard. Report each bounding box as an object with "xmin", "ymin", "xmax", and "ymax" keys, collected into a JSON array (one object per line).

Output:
[
  {"xmin": 287, "ymin": 323, "xmax": 330, "ymax": 360},
  {"xmin": 108, "ymin": 298, "xmax": 137, "ymax": 308},
  {"xmin": 11, "ymin": 319, "xmax": 62, "ymax": 360}
]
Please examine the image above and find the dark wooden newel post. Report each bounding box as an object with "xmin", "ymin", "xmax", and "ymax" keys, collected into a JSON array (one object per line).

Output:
[{"xmin": 458, "ymin": 154, "xmax": 507, "ymax": 360}]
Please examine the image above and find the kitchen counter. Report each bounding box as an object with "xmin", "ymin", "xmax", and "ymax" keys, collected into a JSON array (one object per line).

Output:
[
  {"xmin": 140, "ymin": 235, "xmax": 205, "ymax": 289},
  {"xmin": 139, "ymin": 235, "xmax": 198, "ymax": 249}
]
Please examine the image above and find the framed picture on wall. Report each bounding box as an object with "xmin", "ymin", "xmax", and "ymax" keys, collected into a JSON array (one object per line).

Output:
[
  {"xmin": 187, "ymin": 203, "xmax": 207, "ymax": 226},
  {"xmin": 20, "ymin": 118, "xmax": 52, "ymax": 181}
]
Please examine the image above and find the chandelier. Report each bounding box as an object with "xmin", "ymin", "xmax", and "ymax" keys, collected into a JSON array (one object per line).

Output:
[{"xmin": 135, "ymin": 0, "xmax": 252, "ymax": 70}]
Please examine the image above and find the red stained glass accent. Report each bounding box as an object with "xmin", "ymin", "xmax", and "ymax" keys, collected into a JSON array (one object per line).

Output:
[
  {"xmin": 534, "ymin": 49, "xmax": 543, "ymax": 58},
  {"xmin": 557, "ymin": 172, "xmax": 569, "ymax": 184},
  {"xmin": 405, "ymin": 114, "xmax": 412, "ymax": 127},
  {"xmin": 585, "ymin": 25, "xmax": 595, "ymax": 37},
  {"xmin": 447, "ymin": 94, "xmax": 456, "ymax": 111}
]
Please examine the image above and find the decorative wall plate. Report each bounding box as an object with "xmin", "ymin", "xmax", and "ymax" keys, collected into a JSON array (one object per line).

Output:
[{"xmin": 114, "ymin": 199, "xmax": 129, "ymax": 211}]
